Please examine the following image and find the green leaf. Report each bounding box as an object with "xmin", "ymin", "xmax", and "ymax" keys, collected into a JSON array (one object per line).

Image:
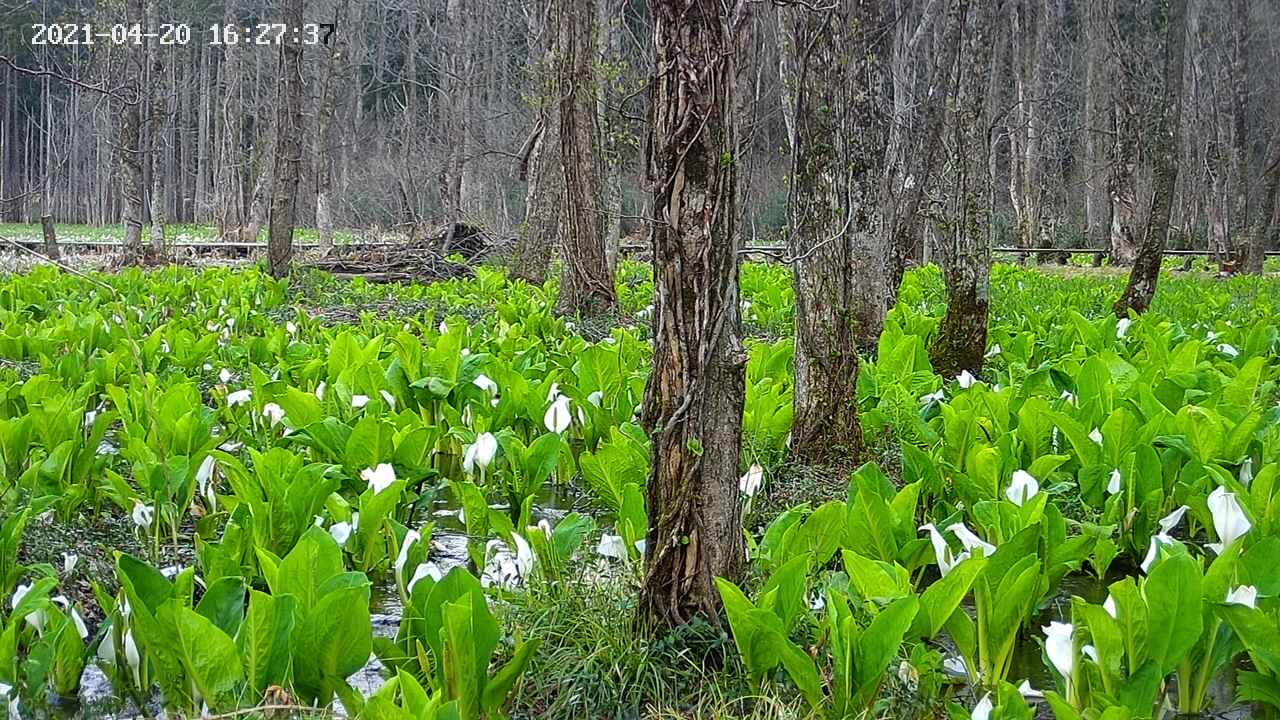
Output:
[
  {"xmin": 1142, "ymin": 553, "xmax": 1203, "ymax": 673},
  {"xmin": 168, "ymin": 603, "xmax": 246, "ymax": 711}
]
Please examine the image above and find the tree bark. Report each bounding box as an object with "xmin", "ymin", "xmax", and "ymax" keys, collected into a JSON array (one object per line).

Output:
[
  {"xmin": 782, "ymin": 0, "xmax": 889, "ymax": 464},
  {"xmin": 1007, "ymin": 0, "xmax": 1050, "ymax": 253},
  {"xmin": 1115, "ymin": 0, "xmax": 1188, "ymax": 317},
  {"xmin": 40, "ymin": 214, "xmax": 59, "ymax": 261},
  {"xmin": 640, "ymin": 0, "xmax": 749, "ymax": 630},
  {"xmin": 1084, "ymin": 0, "xmax": 1112, "ymax": 251},
  {"xmin": 512, "ymin": 0, "xmax": 561, "ymax": 284},
  {"xmin": 315, "ymin": 0, "xmax": 347, "ymax": 254},
  {"xmin": 118, "ymin": 0, "xmax": 146, "ymax": 265},
  {"xmin": 883, "ymin": 0, "xmax": 966, "ymax": 310},
  {"xmin": 1230, "ymin": 0, "xmax": 1262, "ymax": 274},
  {"xmin": 1107, "ymin": 3, "xmax": 1141, "ymax": 266},
  {"xmin": 555, "ymin": 0, "xmax": 618, "ymax": 316},
  {"xmin": 931, "ymin": 0, "xmax": 994, "ymax": 379},
  {"xmin": 266, "ymin": 0, "xmax": 305, "ymax": 278}
]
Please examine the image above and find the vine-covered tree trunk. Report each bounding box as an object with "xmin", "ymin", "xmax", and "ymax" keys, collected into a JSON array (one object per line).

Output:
[
  {"xmin": 1115, "ymin": 0, "xmax": 1187, "ymax": 317},
  {"xmin": 931, "ymin": 0, "xmax": 993, "ymax": 379},
  {"xmin": 266, "ymin": 0, "xmax": 304, "ymax": 279},
  {"xmin": 640, "ymin": 0, "xmax": 748, "ymax": 630},
  {"xmin": 783, "ymin": 0, "xmax": 887, "ymax": 464},
  {"xmin": 512, "ymin": 1, "xmax": 560, "ymax": 284},
  {"xmin": 555, "ymin": 0, "xmax": 618, "ymax": 316},
  {"xmin": 118, "ymin": 0, "xmax": 146, "ymax": 265}
]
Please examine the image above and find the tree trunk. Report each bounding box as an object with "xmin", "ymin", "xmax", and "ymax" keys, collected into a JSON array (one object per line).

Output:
[
  {"xmin": 782, "ymin": 0, "xmax": 889, "ymax": 464},
  {"xmin": 882, "ymin": 0, "xmax": 966, "ymax": 310},
  {"xmin": 1107, "ymin": 4, "xmax": 1141, "ymax": 266},
  {"xmin": 315, "ymin": 1, "xmax": 346, "ymax": 254},
  {"xmin": 1007, "ymin": 0, "xmax": 1051, "ymax": 254},
  {"xmin": 1084, "ymin": 0, "xmax": 1113, "ymax": 251},
  {"xmin": 118, "ymin": 0, "xmax": 146, "ymax": 265},
  {"xmin": 1115, "ymin": 0, "xmax": 1188, "ymax": 317},
  {"xmin": 40, "ymin": 215, "xmax": 59, "ymax": 261},
  {"xmin": 931, "ymin": 0, "xmax": 994, "ymax": 379},
  {"xmin": 640, "ymin": 0, "xmax": 749, "ymax": 630},
  {"xmin": 512, "ymin": 0, "xmax": 561, "ymax": 284},
  {"xmin": 1230, "ymin": 0, "xmax": 1262, "ymax": 274},
  {"xmin": 267, "ymin": 0, "xmax": 305, "ymax": 278},
  {"xmin": 555, "ymin": 0, "xmax": 618, "ymax": 316}
]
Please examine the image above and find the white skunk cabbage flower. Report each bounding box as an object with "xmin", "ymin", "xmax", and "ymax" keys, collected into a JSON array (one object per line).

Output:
[
  {"xmin": 130, "ymin": 501, "xmax": 154, "ymax": 529},
  {"xmin": 597, "ymin": 534, "xmax": 627, "ymax": 560},
  {"xmin": 407, "ymin": 563, "xmax": 443, "ymax": 594},
  {"xmin": 1116, "ymin": 318, "xmax": 1132, "ymax": 338},
  {"xmin": 1107, "ymin": 468, "xmax": 1122, "ymax": 496},
  {"xmin": 315, "ymin": 381, "xmax": 326, "ymax": 401},
  {"xmin": 329, "ymin": 514, "xmax": 358, "ymax": 546},
  {"xmin": 473, "ymin": 374, "xmax": 499, "ymax": 395},
  {"xmin": 262, "ymin": 402, "xmax": 286, "ymax": 426},
  {"xmin": 1104, "ymin": 594, "xmax": 1118, "ymax": 618},
  {"xmin": 948, "ymin": 523, "xmax": 997, "ymax": 557},
  {"xmin": 1043, "ymin": 622, "xmax": 1076, "ymax": 693},
  {"xmin": 957, "ymin": 370, "xmax": 977, "ymax": 389},
  {"xmin": 984, "ymin": 344, "xmax": 1002, "ymax": 359},
  {"xmin": 919, "ymin": 389, "xmax": 945, "ymax": 405},
  {"xmin": 395, "ymin": 530, "xmax": 421, "ymax": 582},
  {"xmin": 362, "ymin": 463, "xmax": 398, "ymax": 495},
  {"xmin": 351, "ymin": 394, "xmax": 370, "ymax": 409},
  {"xmin": 1207, "ymin": 486, "xmax": 1251, "ymax": 555},
  {"xmin": 226, "ymin": 389, "xmax": 252, "ymax": 407},
  {"xmin": 1216, "ymin": 343, "xmax": 1240, "ymax": 358},
  {"xmin": 739, "ymin": 464, "xmax": 765, "ymax": 498},
  {"xmin": 463, "ymin": 432, "xmax": 498, "ymax": 475},
  {"xmin": 587, "ymin": 390, "xmax": 604, "ymax": 407},
  {"xmin": 63, "ymin": 553, "xmax": 78, "ymax": 575},
  {"xmin": 10, "ymin": 584, "xmax": 46, "ymax": 634},
  {"xmin": 380, "ymin": 390, "xmax": 396, "ymax": 408},
  {"xmin": 1006, "ymin": 470, "xmax": 1040, "ymax": 506},
  {"xmin": 544, "ymin": 395, "xmax": 572, "ymax": 434},
  {"xmin": 1089, "ymin": 427, "xmax": 1104, "ymax": 445},
  {"xmin": 1224, "ymin": 585, "xmax": 1258, "ymax": 609},
  {"xmin": 971, "ymin": 693, "xmax": 993, "ymax": 720},
  {"xmin": 219, "ymin": 367, "xmax": 234, "ymax": 383}
]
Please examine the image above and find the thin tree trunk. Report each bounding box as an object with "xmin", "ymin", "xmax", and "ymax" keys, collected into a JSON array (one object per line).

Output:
[
  {"xmin": 1107, "ymin": 4, "xmax": 1141, "ymax": 266},
  {"xmin": 931, "ymin": 0, "xmax": 994, "ymax": 378},
  {"xmin": 1115, "ymin": 0, "xmax": 1188, "ymax": 317},
  {"xmin": 783, "ymin": 0, "xmax": 887, "ymax": 464},
  {"xmin": 267, "ymin": 0, "xmax": 305, "ymax": 278},
  {"xmin": 640, "ymin": 0, "xmax": 749, "ymax": 630},
  {"xmin": 119, "ymin": 0, "xmax": 146, "ymax": 265},
  {"xmin": 556, "ymin": 0, "xmax": 618, "ymax": 316}
]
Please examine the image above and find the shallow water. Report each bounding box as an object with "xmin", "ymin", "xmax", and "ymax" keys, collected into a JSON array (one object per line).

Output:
[{"xmin": 60, "ymin": 488, "xmax": 578, "ymax": 719}]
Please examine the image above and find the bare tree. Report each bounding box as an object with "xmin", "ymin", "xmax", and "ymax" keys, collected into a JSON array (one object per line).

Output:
[
  {"xmin": 266, "ymin": 0, "xmax": 306, "ymax": 278},
  {"xmin": 1229, "ymin": 0, "xmax": 1262, "ymax": 273},
  {"xmin": 1115, "ymin": 0, "xmax": 1189, "ymax": 316},
  {"xmin": 1006, "ymin": 0, "xmax": 1052, "ymax": 253},
  {"xmin": 1083, "ymin": 0, "xmax": 1113, "ymax": 252},
  {"xmin": 640, "ymin": 0, "xmax": 749, "ymax": 629}
]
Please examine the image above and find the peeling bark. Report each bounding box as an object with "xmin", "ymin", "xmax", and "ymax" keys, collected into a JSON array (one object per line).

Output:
[{"xmin": 640, "ymin": 0, "xmax": 748, "ymax": 630}]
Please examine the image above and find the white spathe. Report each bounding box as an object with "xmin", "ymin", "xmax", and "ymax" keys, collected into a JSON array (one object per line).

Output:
[
  {"xmin": 1116, "ymin": 318, "xmax": 1132, "ymax": 338},
  {"xmin": 351, "ymin": 394, "xmax": 370, "ymax": 409},
  {"xmin": 1043, "ymin": 622, "xmax": 1076, "ymax": 691},
  {"xmin": 544, "ymin": 395, "xmax": 572, "ymax": 434},
  {"xmin": 362, "ymin": 463, "xmax": 398, "ymax": 495},
  {"xmin": 1006, "ymin": 470, "xmax": 1040, "ymax": 506},
  {"xmin": 739, "ymin": 464, "xmax": 765, "ymax": 498},
  {"xmin": 407, "ymin": 562, "xmax": 443, "ymax": 594},
  {"xmin": 1103, "ymin": 594, "xmax": 1118, "ymax": 619},
  {"xmin": 463, "ymin": 432, "xmax": 498, "ymax": 474},
  {"xmin": 1207, "ymin": 486, "xmax": 1252, "ymax": 555},
  {"xmin": 957, "ymin": 370, "xmax": 977, "ymax": 389},
  {"xmin": 63, "ymin": 552, "xmax": 78, "ymax": 575},
  {"xmin": 226, "ymin": 389, "xmax": 252, "ymax": 407},
  {"xmin": 948, "ymin": 523, "xmax": 997, "ymax": 557},
  {"xmin": 1107, "ymin": 468, "xmax": 1122, "ymax": 496},
  {"xmin": 473, "ymin": 374, "xmax": 499, "ymax": 396},
  {"xmin": 262, "ymin": 402, "xmax": 286, "ymax": 426},
  {"xmin": 597, "ymin": 534, "xmax": 627, "ymax": 560},
  {"xmin": 395, "ymin": 530, "xmax": 421, "ymax": 578},
  {"xmin": 1224, "ymin": 585, "xmax": 1258, "ymax": 609},
  {"xmin": 971, "ymin": 693, "xmax": 993, "ymax": 720},
  {"xmin": 1089, "ymin": 427, "xmax": 1104, "ymax": 445},
  {"xmin": 130, "ymin": 501, "xmax": 154, "ymax": 529},
  {"xmin": 919, "ymin": 389, "xmax": 945, "ymax": 405}
]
